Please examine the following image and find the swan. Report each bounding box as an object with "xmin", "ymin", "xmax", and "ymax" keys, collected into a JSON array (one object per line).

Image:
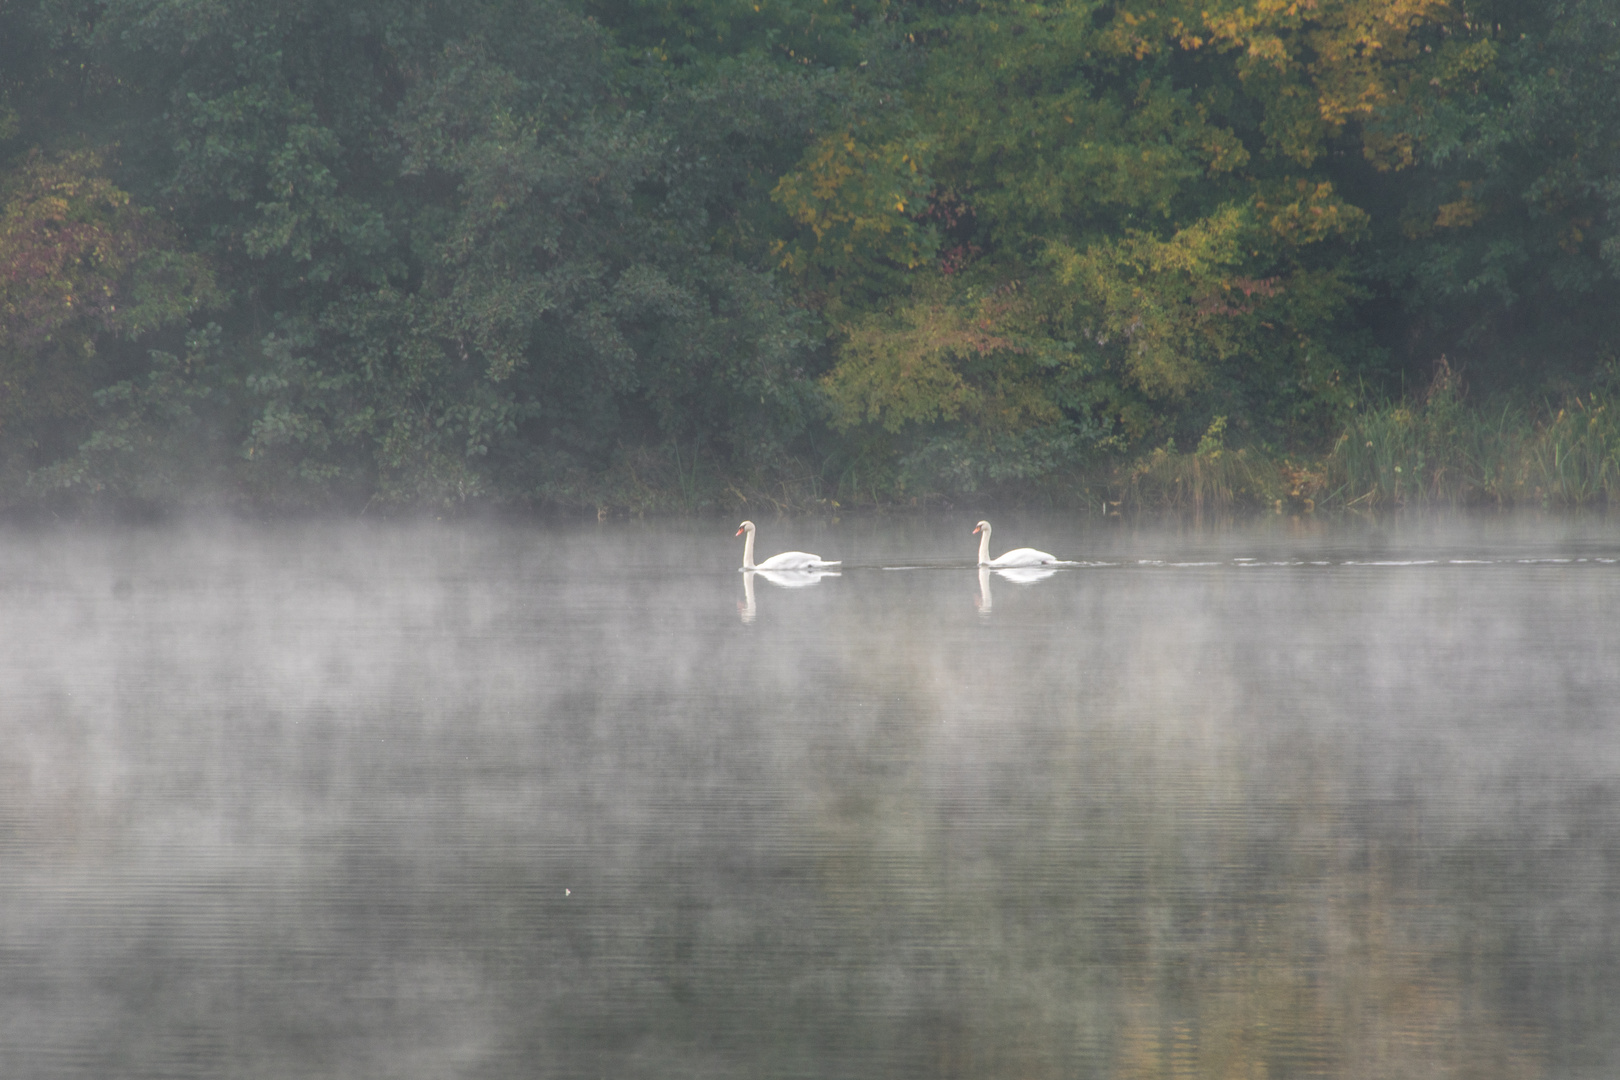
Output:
[
  {"xmin": 737, "ymin": 520, "xmax": 841, "ymax": 571},
  {"xmin": 974, "ymin": 520, "xmax": 1058, "ymax": 567}
]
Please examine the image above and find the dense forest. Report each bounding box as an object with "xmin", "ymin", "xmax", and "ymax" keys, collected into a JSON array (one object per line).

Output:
[{"xmin": 2, "ymin": 0, "xmax": 1619, "ymax": 514}]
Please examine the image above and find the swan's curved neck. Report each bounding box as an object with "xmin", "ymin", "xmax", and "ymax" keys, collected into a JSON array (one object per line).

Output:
[
  {"xmin": 742, "ymin": 527, "xmax": 756, "ymax": 569},
  {"xmin": 977, "ymin": 525, "xmax": 991, "ymax": 565}
]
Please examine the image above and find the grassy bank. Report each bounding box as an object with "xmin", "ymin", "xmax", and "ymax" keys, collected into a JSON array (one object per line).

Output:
[
  {"xmin": 1323, "ymin": 391, "xmax": 1620, "ymax": 509},
  {"xmin": 1118, "ymin": 382, "xmax": 1620, "ymax": 514}
]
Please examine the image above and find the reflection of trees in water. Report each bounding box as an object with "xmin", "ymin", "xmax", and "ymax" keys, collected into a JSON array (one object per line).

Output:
[
  {"xmin": 794, "ymin": 714, "xmax": 1550, "ymax": 1080},
  {"xmin": 1109, "ymin": 837, "xmax": 1546, "ymax": 1080}
]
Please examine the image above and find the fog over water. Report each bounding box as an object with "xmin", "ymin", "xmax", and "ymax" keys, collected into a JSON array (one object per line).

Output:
[{"xmin": 2, "ymin": 512, "xmax": 1618, "ymax": 1079}]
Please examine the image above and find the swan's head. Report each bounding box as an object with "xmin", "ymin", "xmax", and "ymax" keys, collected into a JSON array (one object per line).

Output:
[
  {"xmin": 973, "ymin": 520, "xmax": 991, "ymax": 535},
  {"xmin": 736, "ymin": 520, "xmax": 756, "ymax": 536}
]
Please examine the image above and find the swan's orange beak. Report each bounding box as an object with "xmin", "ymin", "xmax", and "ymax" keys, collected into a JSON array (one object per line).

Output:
[
  {"xmin": 972, "ymin": 524, "xmax": 982, "ymax": 534},
  {"xmin": 736, "ymin": 526, "xmax": 745, "ymax": 536}
]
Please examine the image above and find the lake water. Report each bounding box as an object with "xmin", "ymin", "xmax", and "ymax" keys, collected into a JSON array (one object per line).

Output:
[{"xmin": 2, "ymin": 511, "xmax": 1618, "ymax": 1079}]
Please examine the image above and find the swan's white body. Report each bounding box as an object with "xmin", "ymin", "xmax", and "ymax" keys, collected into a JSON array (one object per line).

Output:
[
  {"xmin": 974, "ymin": 520, "xmax": 1057, "ymax": 567},
  {"xmin": 737, "ymin": 521, "xmax": 841, "ymax": 571}
]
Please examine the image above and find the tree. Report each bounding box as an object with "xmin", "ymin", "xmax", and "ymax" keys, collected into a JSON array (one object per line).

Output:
[
  {"xmin": 0, "ymin": 150, "xmax": 217, "ymax": 489},
  {"xmin": 5, "ymin": 0, "xmax": 836, "ymax": 506},
  {"xmin": 1373, "ymin": 0, "xmax": 1620, "ymax": 391},
  {"xmin": 801, "ymin": 0, "xmax": 1435, "ymax": 491}
]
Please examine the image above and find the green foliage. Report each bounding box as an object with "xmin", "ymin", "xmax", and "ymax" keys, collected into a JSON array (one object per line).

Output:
[
  {"xmin": 585, "ymin": 0, "xmax": 902, "ymax": 67},
  {"xmin": 771, "ymin": 119, "xmax": 938, "ymax": 311},
  {"xmin": 808, "ymin": 0, "xmax": 1409, "ymax": 491},
  {"xmin": 0, "ymin": 151, "xmax": 217, "ymax": 349},
  {"xmin": 30, "ymin": 324, "xmax": 244, "ymax": 503},
  {"xmin": 1, "ymin": 0, "xmax": 835, "ymax": 507},
  {"xmin": 1, "ymin": 0, "xmax": 1619, "ymax": 511},
  {"xmin": 826, "ymin": 288, "xmax": 1041, "ymax": 431},
  {"xmin": 0, "ymin": 150, "xmax": 219, "ymax": 487},
  {"xmin": 1374, "ymin": 0, "xmax": 1620, "ymax": 390}
]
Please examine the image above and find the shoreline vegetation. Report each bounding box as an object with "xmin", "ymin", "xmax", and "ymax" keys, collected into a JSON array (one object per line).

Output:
[
  {"xmin": 10, "ymin": 368, "xmax": 1620, "ymax": 521},
  {"xmin": 4, "ymin": 0, "xmax": 1620, "ymax": 519},
  {"xmin": 571, "ymin": 367, "xmax": 1620, "ymax": 518},
  {"xmin": 1123, "ymin": 370, "xmax": 1620, "ymax": 515}
]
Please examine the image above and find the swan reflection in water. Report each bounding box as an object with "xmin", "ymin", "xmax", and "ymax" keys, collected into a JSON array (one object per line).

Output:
[
  {"xmin": 975, "ymin": 564, "xmax": 1059, "ymax": 613},
  {"xmin": 739, "ymin": 567, "xmax": 841, "ymax": 623}
]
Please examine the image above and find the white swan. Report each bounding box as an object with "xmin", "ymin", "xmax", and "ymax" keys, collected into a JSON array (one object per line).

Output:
[
  {"xmin": 974, "ymin": 520, "xmax": 1059, "ymax": 567},
  {"xmin": 737, "ymin": 520, "xmax": 841, "ymax": 571}
]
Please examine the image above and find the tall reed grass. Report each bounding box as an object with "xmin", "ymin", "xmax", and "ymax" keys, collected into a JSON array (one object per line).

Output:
[
  {"xmin": 1121, "ymin": 416, "xmax": 1291, "ymax": 512},
  {"xmin": 1325, "ymin": 375, "xmax": 1620, "ymax": 507},
  {"xmin": 1113, "ymin": 365, "xmax": 1620, "ymax": 513}
]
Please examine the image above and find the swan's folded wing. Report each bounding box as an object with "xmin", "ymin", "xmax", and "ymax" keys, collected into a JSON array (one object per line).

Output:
[{"xmin": 990, "ymin": 547, "xmax": 1058, "ymax": 567}]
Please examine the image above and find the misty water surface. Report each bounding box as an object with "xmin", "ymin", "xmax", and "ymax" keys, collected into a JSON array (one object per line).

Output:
[{"xmin": 2, "ymin": 512, "xmax": 1618, "ymax": 1079}]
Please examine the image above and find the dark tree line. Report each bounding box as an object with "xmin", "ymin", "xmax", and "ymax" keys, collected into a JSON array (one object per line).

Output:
[{"xmin": 2, "ymin": 0, "xmax": 1618, "ymax": 510}]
